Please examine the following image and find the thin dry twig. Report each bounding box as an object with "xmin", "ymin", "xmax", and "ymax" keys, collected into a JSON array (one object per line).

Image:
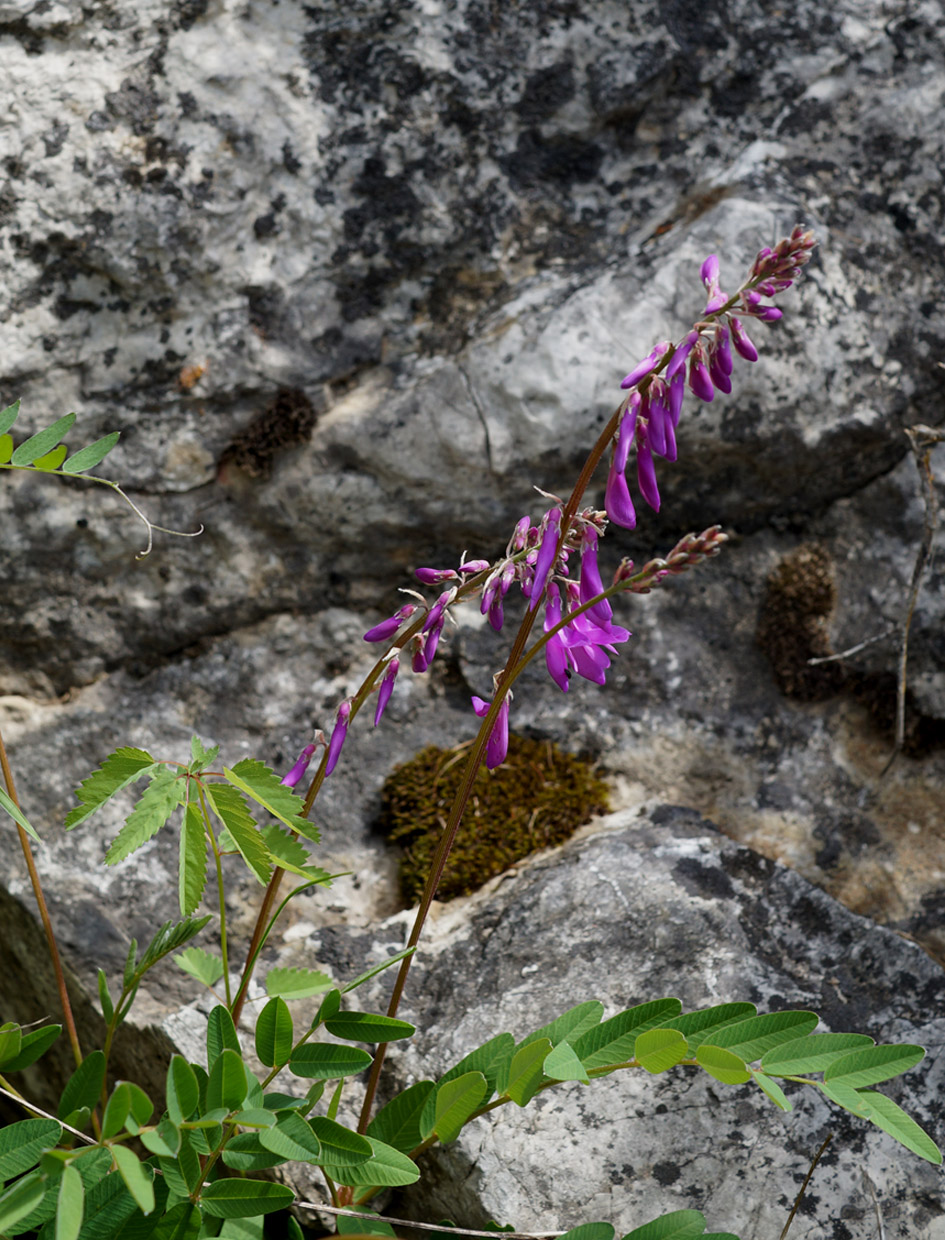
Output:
[
  {"xmin": 779, "ymin": 1133, "xmax": 833, "ymax": 1240},
  {"xmin": 807, "ymin": 626, "xmax": 897, "ymax": 665},
  {"xmin": 296, "ymin": 1202, "xmax": 559, "ymax": 1238},
  {"xmin": 862, "ymin": 1171, "xmax": 887, "ymax": 1240}
]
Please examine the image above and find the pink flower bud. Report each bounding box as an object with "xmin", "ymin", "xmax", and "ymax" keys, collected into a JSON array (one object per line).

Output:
[
  {"xmin": 280, "ymin": 743, "xmax": 317, "ymax": 789},
  {"xmin": 414, "ymin": 567, "xmax": 458, "ymax": 584},
  {"xmin": 471, "ymin": 695, "xmax": 511, "ymax": 769},
  {"xmin": 730, "ymin": 316, "xmax": 759, "ymax": 362},
  {"xmin": 374, "ymin": 658, "xmax": 400, "ymax": 727},
  {"xmin": 604, "ymin": 458, "xmax": 637, "ymax": 529},
  {"xmin": 324, "ymin": 701, "xmax": 351, "ymax": 777},
  {"xmin": 363, "ymin": 604, "xmax": 417, "ymax": 643},
  {"xmin": 528, "ymin": 508, "xmax": 561, "ymax": 610},
  {"xmin": 620, "ymin": 341, "xmax": 670, "ymax": 390}
]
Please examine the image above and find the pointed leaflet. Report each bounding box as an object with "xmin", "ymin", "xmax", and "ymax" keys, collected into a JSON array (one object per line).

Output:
[
  {"xmin": 223, "ymin": 760, "xmax": 319, "ymax": 839},
  {"xmin": 255, "ymin": 996, "xmax": 294, "ymax": 1068},
  {"xmin": 179, "ymin": 804, "xmax": 208, "ymax": 917},
  {"xmin": 822, "ymin": 1083, "xmax": 942, "ymax": 1163},
  {"xmin": 308, "ymin": 1117, "xmax": 373, "ymax": 1166},
  {"xmin": 261, "ymin": 823, "xmax": 321, "ymax": 877},
  {"xmin": 105, "ymin": 767, "xmax": 185, "ymax": 865},
  {"xmin": 518, "ymin": 1001, "xmax": 604, "ymax": 1051},
  {"xmin": 266, "ymin": 966, "xmax": 334, "ymax": 999},
  {"xmin": 206, "ymin": 1048, "xmax": 248, "ymax": 1112},
  {"xmin": 367, "ymin": 1081, "xmax": 435, "ymax": 1154},
  {"xmin": 324, "ymin": 1011, "xmax": 415, "ymax": 1043},
  {"xmin": 621, "ymin": 1211, "xmax": 707, "ymax": 1240},
  {"xmin": 173, "ymin": 946, "xmax": 224, "ymax": 987},
  {"xmin": 0, "ymin": 785, "xmax": 42, "ymax": 842},
  {"xmin": 10, "ymin": 412, "xmax": 76, "ymax": 466},
  {"xmin": 822, "ymin": 1043, "xmax": 925, "ymax": 1089},
  {"xmin": 318, "ymin": 1135, "xmax": 420, "ymax": 1188},
  {"xmin": 0, "ymin": 400, "xmax": 20, "ymax": 436},
  {"xmin": 207, "ymin": 1005, "xmax": 241, "ymax": 1062},
  {"xmin": 206, "ymin": 783, "xmax": 271, "ymax": 884},
  {"xmin": 752, "ymin": 1071, "xmax": 792, "ymax": 1112},
  {"xmin": 61, "ymin": 432, "xmax": 122, "ymax": 475},
  {"xmin": 222, "ymin": 1133, "xmax": 287, "ymax": 1173},
  {"xmin": 289, "ymin": 1043, "xmax": 372, "ymax": 1079},
  {"xmin": 0, "ymin": 1119, "xmax": 63, "ymax": 1179},
  {"xmin": 657, "ymin": 1003, "xmax": 757, "ymax": 1054},
  {"xmin": 699, "ymin": 1011, "xmax": 819, "ymax": 1063},
  {"xmin": 188, "ymin": 735, "xmax": 219, "ymax": 773},
  {"xmin": 573, "ymin": 1000, "xmax": 682, "ymax": 1072},
  {"xmin": 0, "ymin": 1024, "xmax": 60, "ymax": 1072},
  {"xmin": 433, "ymin": 1072, "xmax": 488, "ymax": 1142},
  {"xmin": 634, "ymin": 1029, "xmax": 688, "ymax": 1075},
  {"xmin": 199, "ymin": 1181, "xmax": 294, "ymax": 1219},
  {"xmin": 695, "ymin": 1045, "xmax": 751, "ymax": 1085},
  {"xmin": 342, "ymin": 945, "xmax": 415, "ymax": 994},
  {"xmin": 761, "ymin": 1033, "xmax": 875, "ymax": 1076},
  {"xmin": 258, "ymin": 1112, "xmax": 323, "ymax": 1163},
  {"xmin": 437, "ymin": 1033, "xmax": 515, "ymax": 1099},
  {"xmin": 56, "ymin": 1163, "xmax": 84, "ymax": 1240},
  {"xmin": 138, "ymin": 916, "xmax": 213, "ymax": 976},
  {"xmin": 65, "ymin": 748, "xmax": 156, "ymax": 830}
]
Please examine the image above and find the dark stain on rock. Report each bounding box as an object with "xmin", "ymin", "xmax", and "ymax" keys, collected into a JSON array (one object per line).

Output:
[
  {"xmin": 673, "ymin": 855, "xmax": 735, "ymax": 901},
  {"xmin": 218, "ymin": 388, "xmax": 318, "ymax": 478}
]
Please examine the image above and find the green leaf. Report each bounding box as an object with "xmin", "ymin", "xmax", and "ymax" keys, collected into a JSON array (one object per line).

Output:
[
  {"xmin": 59, "ymin": 1052, "xmax": 106, "ymax": 1122},
  {"xmin": 255, "ymin": 997, "xmax": 294, "ymax": 1067},
  {"xmin": 138, "ymin": 917, "xmax": 213, "ymax": 978},
  {"xmin": 232, "ymin": 1108, "xmax": 276, "ymax": 1128},
  {"xmin": 61, "ymin": 432, "xmax": 121, "ymax": 475},
  {"xmin": 0, "ymin": 784, "xmax": 42, "ymax": 842},
  {"xmin": 518, "ymin": 1001, "xmax": 604, "ymax": 1051},
  {"xmin": 289, "ymin": 1042, "xmax": 372, "ymax": 1080},
  {"xmin": 367, "ymin": 1080, "xmax": 435, "ymax": 1154},
  {"xmin": 0, "ymin": 1173, "xmax": 45, "ymax": 1233},
  {"xmin": 65, "ymin": 748, "xmax": 157, "ymax": 830},
  {"xmin": 761, "ymin": 1032, "xmax": 875, "ymax": 1076},
  {"xmin": 260, "ymin": 824, "xmax": 319, "ymax": 878},
  {"xmin": 700, "ymin": 1010, "xmax": 819, "ymax": 1063},
  {"xmin": 855, "ymin": 1092, "xmax": 942, "ymax": 1164},
  {"xmin": 206, "ymin": 1048, "xmax": 248, "ymax": 1112},
  {"xmin": 695, "ymin": 1045, "xmax": 751, "ymax": 1085},
  {"xmin": 336, "ymin": 1211, "xmax": 397, "ymax": 1237},
  {"xmin": 33, "ymin": 444, "xmax": 68, "ymax": 471},
  {"xmin": 823, "ymin": 1044, "xmax": 926, "ymax": 1089},
  {"xmin": 221, "ymin": 1132, "xmax": 287, "ymax": 1172},
  {"xmin": 179, "ymin": 805, "xmax": 208, "ymax": 917},
  {"xmin": 0, "ymin": 1118, "xmax": 62, "ymax": 1179},
  {"xmin": 544, "ymin": 1041, "xmax": 590, "ymax": 1084},
  {"xmin": 320, "ymin": 1135, "xmax": 420, "ymax": 1188},
  {"xmin": 206, "ymin": 784, "xmax": 271, "ymax": 884},
  {"xmin": 149, "ymin": 1201, "xmax": 201, "ymax": 1240},
  {"xmin": 266, "ymin": 966, "xmax": 334, "ymax": 999},
  {"xmin": 97, "ymin": 972, "xmax": 114, "ymax": 1025},
  {"xmin": 173, "ymin": 946, "xmax": 224, "ymax": 988},
  {"xmin": 752, "ymin": 1071, "xmax": 792, "ymax": 1112},
  {"xmin": 166, "ymin": 1056, "xmax": 200, "ymax": 1125},
  {"xmin": 56, "ymin": 1164, "xmax": 85, "ymax": 1240},
  {"xmin": 111, "ymin": 1148, "xmax": 154, "ymax": 1215},
  {"xmin": 73, "ymin": 1168, "xmax": 140, "ymax": 1240},
  {"xmin": 557, "ymin": 1226, "xmax": 614, "ymax": 1240},
  {"xmin": 0, "ymin": 400, "xmax": 20, "ymax": 436},
  {"xmin": 188, "ymin": 736, "xmax": 220, "ymax": 773},
  {"xmin": 0, "ymin": 1023, "xmax": 61, "ymax": 1072},
  {"xmin": 503, "ymin": 1038, "xmax": 552, "ymax": 1107},
  {"xmin": 308, "ymin": 1117, "xmax": 373, "ymax": 1166},
  {"xmin": 314, "ymin": 988, "xmax": 342, "ymax": 1026},
  {"xmin": 0, "ymin": 1021, "xmax": 22, "ymax": 1066},
  {"xmin": 657, "ymin": 1003, "xmax": 757, "ymax": 1054},
  {"xmin": 433, "ymin": 1072, "xmax": 488, "ymax": 1143},
  {"xmin": 11, "ymin": 412, "xmax": 76, "ymax": 466},
  {"xmin": 341, "ymin": 946, "xmax": 416, "ymax": 994},
  {"xmin": 102, "ymin": 1084, "xmax": 132, "ymax": 1139},
  {"xmin": 140, "ymin": 1117, "xmax": 181, "ymax": 1159},
  {"xmin": 573, "ymin": 1000, "xmax": 683, "ymax": 1071},
  {"xmin": 223, "ymin": 759, "xmax": 318, "ymax": 839},
  {"xmin": 621, "ymin": 1210, "xmax": 707, "ymax": 1240},
  {"xmin": 207, "ymin": 1006, "xmax": 241, "ymax": 1063},
  {"xmin": 258, "ymin": 1111, "xmax": 322, "ymax": 1162},
  {"xmin": 634, "ymin": 1029, "xmax": 688, "ymax": 1075},
  {"xmin": 105, "ymin": 767, "xmax": 185, "ymax": 865},
  {"xmin": 438, "ymin": 1033, "xmax": 514, "ymax": 1099},
  {"xmin": 325, "ymin": 1011, "xmax": 416, "ymax": 1043},
  {"xmin": 0, "ymin": 433, "xmax": 12, "ymax": 463},
  {"xmin": 199, "ymin": 1181, "xmax": 293, "ymax": 1219}
]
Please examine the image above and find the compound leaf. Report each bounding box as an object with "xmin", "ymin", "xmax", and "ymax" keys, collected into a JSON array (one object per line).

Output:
[
  {"xmin": 62, "ymin": 433, "xmax": 121, "ymax": 475},
  {"xmin": 367, "ymin": 1080, "xmax": 435, "ymax": 1154},
  {"xmin": 223, "ymin": 760, "xmax": 318, "ymax": 840}
]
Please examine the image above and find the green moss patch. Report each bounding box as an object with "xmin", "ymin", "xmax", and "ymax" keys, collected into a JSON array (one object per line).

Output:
[{"xmin": 377, "ymin": 735, "xmax": 611, "ymax": 905}]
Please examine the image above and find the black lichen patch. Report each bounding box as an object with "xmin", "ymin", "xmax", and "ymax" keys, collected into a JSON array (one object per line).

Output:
[
  {"xmin": 377, "ymin": 736, "xmax": 610, "ymax": 905},
  {"xmin": 218, "ymin": 388, "xmax": 317, "ymax": 478},
  {"xmin": 756, "ymin": 544, "xmax": 844, "ymax": 701}
]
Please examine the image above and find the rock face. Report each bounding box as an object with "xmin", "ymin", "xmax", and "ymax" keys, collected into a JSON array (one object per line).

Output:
[{"xmin": 2, "ymin": 0, "xmax": 945, "ymax": 1235}]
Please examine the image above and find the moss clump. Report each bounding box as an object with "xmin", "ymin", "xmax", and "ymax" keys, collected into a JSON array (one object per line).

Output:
[
  {"xmin": 756, "ymin": 543, "xmax": 845, "ymax": 701},
  {"xmin": 377, "ymin": 735, "xmax": 611, "ymax": 904}
]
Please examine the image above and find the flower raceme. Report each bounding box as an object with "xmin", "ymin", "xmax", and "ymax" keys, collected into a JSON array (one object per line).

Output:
[{"xmin": 312, "ymin": 229, "xmax": 812, "ymax": 775}]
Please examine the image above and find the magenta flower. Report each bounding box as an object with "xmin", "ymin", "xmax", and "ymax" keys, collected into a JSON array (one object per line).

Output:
[
  {"xmin": 471, "ymin": 695, "xmax": 510, "ymax": 769},
  {"xmin": 280, "ymin": 743, "xmax": 317, "ymax": 789},
  {"xmin": 458, "ymin": 559, "xmax": 490, "ymax": 574},
  {"xmin": 665, "ymin": 331, "xmax": 699, "ymax": 382},
  {"xmin": 374, "ymin": 658, "xmax": 400, "ymax": 726},
  {"xmin": 730, "ymin": 317, "xmax": 759, "ymax": 362},
  {"xmin": 529, "ymin": 508, "xmax": 561, "ymax": 610},
  {"xmin": 543, "ymin": 583, "xmax": 571, "ymax": 692},
  {"xmin": 636, "ymin": 431, "xmax": 660, "ymax": 512},
  {"xmin": 324, "ymin": 701, "xmax": 352, "ymax": 776},
  {"xmin": 604, "ymin": 457, "xmax": 637, "ymax": 529},
  {"xmin": 415, "ymin": 566, "xmax": 458, "ymax": 584},
  {"xmin": 363, "ymin": 604, "xmax": 418, "ymax": 644},
  {"xmin": 578, "ymin": 527, "xmax": 612, "ymax": 625},
  {"xmin": 620, "ymin": 341, "xmax": 670, "ymax": 389},
  {"xmin": 688, "ymin": 344, "xmax": 715, "ymax": 403}
]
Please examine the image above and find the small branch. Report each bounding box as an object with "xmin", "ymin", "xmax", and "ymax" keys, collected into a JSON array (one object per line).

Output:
[
  {"xmin": 0, "ymin": 1083, "xmax": 96, "ymax": 1144},
  {"xmin": 807, "ymin": 627, "xmax": 897, "ymax": 665},
  {"xmin": 295, "ymin": 1203, "xmax": 559, "ymax": 1238},
  {"xmin": 779, "ymin": 1133, "xmax": 832, "ymax": 1240},
  {"xmin": 862, "ymin": 1170, "xmax": 887, "ymax": 1240}
]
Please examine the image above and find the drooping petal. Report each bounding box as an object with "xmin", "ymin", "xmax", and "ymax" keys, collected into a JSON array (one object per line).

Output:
[
  {"xmin": 528, "ymin": 508, "xmax": 561, "ymax": 610},
  {"xmin": 414, "ymin": 567, "xmax": 458, "ymax": 584},
  {"xmin": 688, "ymin": 355, "xmax": 715, "ymax": 402},
  {"xmin": 578, "ymin": 527, "xmax": 612, "ymax": 625},
  {"xmin": 713, "ymin": 324, "xmax": 733, "ymax": 376},
  {"xmin": 485, "ymin": 698, "xmax": 510, "ymax": 769},
  {"xmin": 667, "ymin": 370, "xmax": 685, "ymax": 427},
  {"xmin": 730, "ymin": 316, "xmax": 758, "ymax": 362},
  {"xmin": 604, "ymin": 458, "xmax": 637, "ymax": 529},
  {"xmin": 708, "ymin": 355, "xmax": 732, "ymax": 394},
  {"xmin": 374, "ymin": 658, "xmax": 400, "ymax": 726},
  {"xmin": 613, "ymin": 395, "xmax": 640, "ymax": 474},
  {"xmin": 280, "ymin": 743, "xmax": 317, "ymax": 788},
  {"xmin": 543, "ymin": 585, "xmax": 571, "ymax": 692},
  {"xmin": 324, "ymin": 702, "xmax": 351, "ymax": 777},
  {"xmin": 636, "ymin": 433, "xmax": 661, "ymax": 512},
  {"xmin": 646, "ymin": 387, "xmax": 670, "ymax": 458}
]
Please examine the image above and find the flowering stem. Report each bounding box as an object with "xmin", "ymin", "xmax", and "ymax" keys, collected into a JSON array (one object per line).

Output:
[{"xmin": 0, "ymin": 722, "xmax": 83, "ymax": 1068}]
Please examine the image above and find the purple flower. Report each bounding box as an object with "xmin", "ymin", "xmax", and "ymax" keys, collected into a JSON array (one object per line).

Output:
[
  {"xmin": 636, "ymin": 431, "xmax": 661, "ymax": 512},
  {"xmin": 646, "ymin": 383, "xmax": 675, "ymax": 460},
  {"xmin": 708, "ymin": 354, "xmax": 732, "ymax": 394},
  {"xmin": 510, "ymin": 515, "xmax": 531, "ymax": 552},
  {"xmin": 471, "ymin": 695, "xmax": 510, "ymax": 769},
  {"xmin": 700, "ymin": 255, "xmax": 720, "ymax": 287},
  {"xmin": 324, "ymin": 701, "xmax": 351, "ymax": 777},
  {"xmin": 730, "ymin": 316, "xmax": 759, "ymax": 362},
  {"xmin": 613, "ymin": 396, "xmax": 639, "ymax": 474},
  {"xmin": 604, "ymin": 457, "xmax": 637, "ymax": 529},
  {"xmin": 667, "ymin": 370, "xmax": 685, "ymax": 426},
  {"xmin": 543, "ymin": 584, "xmax": 571, "ymax": 692},
  {"xmin": 458, "ymin": 559, "xmax": 490, "ymax": 574},
  {"xmin": 280, "ymin": 743, "xmax": 317, "ymax": 789},
  {"xmin": 578, "ymin": 527, "xmax": 612, "ymax": 625},
  {"xmin": 711, "ymin": 325, "xmax": 733, "ymax": 376},
  {"xmin": 665, "ymin": 331, "xmax": 699, "ymax": 382},
  {"xmin": 363, "ymin": 604, "xmax": 418, "ymax": 644},
  {"xmin": 529, "ymin": 508, "xmax": 561, "ymax": 610},
  {"xmin": 688, "ymin": 346, "xmax": 715, "ymax": 403},
  {"xmin": 422, "ymin": 589, "xmax": 454, "ymax": 634},
  {"xmin": 374, "ymin": 658, "xmax": 400, "ymax": 726},
  {"xmin": 620, "ymin": 341, "xmax": 670, "ymax": 389},
  {"xmin": 415, "ymin": 566, "xmax": 458, "ymax": 584}
]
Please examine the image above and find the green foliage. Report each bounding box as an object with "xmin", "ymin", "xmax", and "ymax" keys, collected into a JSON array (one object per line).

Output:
[
  {"xmin": 173, "ymin": 947, "xmax": 224, "ymax": 988},
  {"xmin": 378, "ymin": 736, "xmax": 610, "ymax": 902},
  {"xmin": 255, "ymin": 997, "xmax": 293, "ymax": 1067},
  {"xmin": 0, "ymin": 784, "xmax": 42, "ymax": 841},
  {"xmin": 10, "ymin": 412, "xmax": 77, "ymax": 466},
  {"xmin": 265, "ymin": 966, "xmax": 334, "ymax": 999},
  {"xmin": 179, "ymin": 804, "xmax": 208, "ymax": 918},
  {"xmin": 104, "ymin": 768, "xmax": 185, "ymax": 866},
  {"xmin": 64, "ymin": 749, "xmax": 157, "ymax": 831},
  {"xmin": 222, "ymin": 760, "xmax": 318, "ymax": 840}
]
